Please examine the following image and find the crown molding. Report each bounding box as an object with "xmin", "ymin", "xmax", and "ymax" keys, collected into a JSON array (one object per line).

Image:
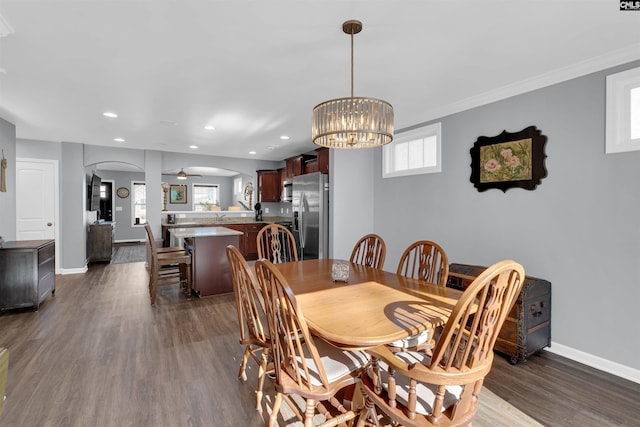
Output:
[{"xmin": 415, "ymin": 44, "xmax": 640, "ymax": 127}]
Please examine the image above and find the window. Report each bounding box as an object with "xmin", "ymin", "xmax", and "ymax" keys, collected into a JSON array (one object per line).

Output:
[
  {"xmin": 132, "ymin": 181, "xmax": 146, "ymax": 225},
  {"xmin": 383, "ymin": 122, "xmax": 441, "ymax": 178},
  {"xmin": 192, "ymin": 184, "xmax": 219, "ymax": 211},
  {"xmin": 606, "ymin": 66, "xmax": 640, "ymax": 153}
]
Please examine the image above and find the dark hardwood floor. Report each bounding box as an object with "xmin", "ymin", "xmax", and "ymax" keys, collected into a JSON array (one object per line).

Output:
[{"xmin": 0, "ymin": 261, "xmax": 638, "ymax": 426}]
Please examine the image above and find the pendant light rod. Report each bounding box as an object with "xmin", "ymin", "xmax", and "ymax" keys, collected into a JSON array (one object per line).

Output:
[{"xmin": 343, "ymin": 20, "xmax": 362, "ymax": 99}]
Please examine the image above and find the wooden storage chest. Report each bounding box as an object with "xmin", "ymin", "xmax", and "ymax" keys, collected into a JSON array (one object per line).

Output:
[{"xmin": 447, "ymin": 263, "xmax": 551, "ymax": 364}]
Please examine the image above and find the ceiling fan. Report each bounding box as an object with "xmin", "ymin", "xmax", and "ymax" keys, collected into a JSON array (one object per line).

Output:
[{"xmin": 176, "ymin": 168, "xmax": 201, "ymax": 180}]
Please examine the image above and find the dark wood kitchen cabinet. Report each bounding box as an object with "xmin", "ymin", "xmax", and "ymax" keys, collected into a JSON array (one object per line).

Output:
[
  {"xmin": 284, "ymin": 154, "xmax": 315, "ymax": 179},
  {"xmin": 224, "ymin": 224, "xmax": 246, "ymax": 255},
  {"xmin": 244, "ymin": 223, "xmax": 266, "ymax": 260},
  {"xmin": 315, "ymin": 147, "xmax": 329, "ymax": 173},
  {"xmin": 0, "ymin": 239, "xmax": 55, "ymax": 311},
  {"xmin": 257, "ymin": 169, "xmax": 280, "ymax": 202}
]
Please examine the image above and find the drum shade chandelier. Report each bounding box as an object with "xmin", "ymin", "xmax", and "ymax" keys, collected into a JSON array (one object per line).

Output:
[{"xmin": 312, "ymin": 20, "xmax": 394, "ymax": 149}]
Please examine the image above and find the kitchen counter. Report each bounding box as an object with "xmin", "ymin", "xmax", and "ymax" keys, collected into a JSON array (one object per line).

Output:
[
  {"xmin": 169, "ymin": 226, "xmax": 243, "ymax": 239},
  {"xmin": 162, "ymin": 217, "xmax": 291, "ymax": 227}
]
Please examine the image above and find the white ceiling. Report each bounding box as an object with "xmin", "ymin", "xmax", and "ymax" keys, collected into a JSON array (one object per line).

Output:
[{"xmin": 1, "ymin": 1, "xmax": 639, "ymax": 162}]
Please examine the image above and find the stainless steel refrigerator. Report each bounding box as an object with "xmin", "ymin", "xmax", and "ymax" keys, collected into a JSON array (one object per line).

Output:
[{"xmin": 292, "ymin": 172, "xmax": 329, "ymax": 260}]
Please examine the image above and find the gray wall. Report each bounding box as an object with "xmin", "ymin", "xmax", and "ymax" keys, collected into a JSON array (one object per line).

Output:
[
  {"xmin": 366, "ymin": 60, "xmax": 640, "ymax": 372},
  {"xmin": 160, "ymin": 175, "xmax": 235, "ymax": 212},
  {"xmin": 60, "ymin": 142, "xmax": 88, "ymax": 270},
  {"xmin": 331, "ymin": 148, "xmax": 375, "ymax": 261},
  {"xmin": 91, "ymin": 170, "xmax": 146, "ymax": 242},
  {"xmin": 0, "ymin": 118, "xmax": 16, "ymax": 242}
]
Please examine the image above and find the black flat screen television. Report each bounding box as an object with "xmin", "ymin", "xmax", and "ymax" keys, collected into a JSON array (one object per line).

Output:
[{"xmin": 89, "ymin": 173, "xmax": 102, "ymax": 212}]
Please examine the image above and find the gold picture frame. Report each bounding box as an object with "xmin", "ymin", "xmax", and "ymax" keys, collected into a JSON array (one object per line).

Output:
[
  {"xmin": 470, "ymin": 126, "xmax": 547, "ymax": 192},
  {"xmin": 169, "ymin": 184, "xmax": 187, "ymax": 204}
]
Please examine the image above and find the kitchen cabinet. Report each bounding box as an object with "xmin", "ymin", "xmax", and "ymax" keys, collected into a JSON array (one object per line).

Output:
[
  {"xmin": 224, "ymin": 224, "xmax": 246, "ymax": 255},
  {"xmin": 0, "ymin": 239, "xmax": 55, "ymax": 311},
  {"xmin": 277, "ymin": 167, "xmax": 285, "ymax": 194},
  {"xmin": 257, "ymin": 169, "xmax": 280, "ymax": 202},
  {"xmin": 244, "ymin": 223, "xmax": 266, "ymax": 260},
  {"xmin": 304, "ymin": 158, "xmax": 318, "ymax": 174},
  {"xmin": 88, "ymin": 222, "xmax": 114, "ymax": 262},
  {"xmin": 284, "ymin": 155, "xmax": 315, "ymax": 179},
  {"xmin": 316, "ymin": 147, "xmax": 329, "ymax": 174}
]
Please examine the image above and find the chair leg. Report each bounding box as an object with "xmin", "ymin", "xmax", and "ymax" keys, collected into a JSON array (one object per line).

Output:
[
  {"xmin": 356, "ymin": 387, "xmax": 380, "ymax": 427},
  {"xmin": 269, "ymin": 392, "xmax": 283, "ymax": 427},
  {"xmin": 238, "ymin": 345, "xmax": 251, "ymax": 381},
  {"xmin": 256, "ymin": 348, "xmax": 269, "ymax": 410},
  {"xmin": 304, "ymin": 399, "xmax": 316, "ymax": 427},
  {"xmin": 150, "ymin": 268, "xmax": 158, "ymax": 306},
  {"xmin": 185, "ymin": 263, "xmax": 192, "ymax": 299}
]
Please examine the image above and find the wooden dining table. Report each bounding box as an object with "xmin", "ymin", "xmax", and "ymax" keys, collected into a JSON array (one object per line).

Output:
[{"xmin": 273, "ymin": 259, "xmax": 464, "ymax": 349}]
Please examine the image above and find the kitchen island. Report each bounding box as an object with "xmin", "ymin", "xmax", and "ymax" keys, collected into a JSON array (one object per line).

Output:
[
  {"xmin": 169, "ymin": 226, "xmax": 243, "ymax": 297},
  {"xmin": 162, "ymin": 216, "xmax": 292, "ymax": 260}
]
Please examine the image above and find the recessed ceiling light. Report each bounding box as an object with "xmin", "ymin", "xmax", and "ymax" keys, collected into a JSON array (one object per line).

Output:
[
  {"xmin": 114, "ymin": 138, "xmax": 125, "ymax": 142},
  {"xmin": 204, "ymin": 125, "xmax": 215, "ymax": 130},
  {"xmin": 249, "ymin": 151, "xmax": 257, "ymax": 155},
  {"xmin": 189, "ymin": 145, "xmax": 199, "ymax": 149},
  {"xmin": 103, "ymin": 112, "xmax": 118, "ymax": 118},
  {"xmin": 280, "ymin": 135, "xmax": 290, "ymax": 140}
]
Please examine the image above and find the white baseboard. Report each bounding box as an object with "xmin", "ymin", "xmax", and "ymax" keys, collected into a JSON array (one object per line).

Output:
[
  {"xmin": 59, "ymin": 266, "xmax": 88, "ymax": 275},
  {"xmin": 547, "ymin": 341, "xmax": 640, "ymax": 384}
]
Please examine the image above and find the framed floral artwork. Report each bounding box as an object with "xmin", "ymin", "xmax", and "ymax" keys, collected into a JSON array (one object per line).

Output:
[{"xmin": 470, "ymin": 126, "xmax": 547, "ymax": 192}]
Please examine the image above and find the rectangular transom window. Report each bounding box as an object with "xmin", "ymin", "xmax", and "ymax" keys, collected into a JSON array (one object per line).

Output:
[
  {"xmin": 606, "ymin": 66, "xmax": 640, "ymax": 153},
  {"xmin": 193, "ymin": 184, "xmax": 219, "ymax": 211},
  {"xmin": 383, "ymin": 122, "xmax": 441, "ymax": 178}
]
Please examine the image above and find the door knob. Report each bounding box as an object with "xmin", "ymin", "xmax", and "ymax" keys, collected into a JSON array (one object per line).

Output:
[{"xmin": 47, "ymin": 222, "xmax": 53, "ymax": 226}]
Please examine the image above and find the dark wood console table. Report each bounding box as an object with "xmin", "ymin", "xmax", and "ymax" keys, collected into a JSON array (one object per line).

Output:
[{"xmin": 0, "ymin": 239, "xmax": 56, "ymax": 311}]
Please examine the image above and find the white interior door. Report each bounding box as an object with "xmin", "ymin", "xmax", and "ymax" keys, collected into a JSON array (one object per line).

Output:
[
  {"xmin": 16, "ymin": 160, "xmax": 56, "ymax": 240},
  {"xmin": 16, "ymin": 159, "xmax": 60, "ymax": 273}
]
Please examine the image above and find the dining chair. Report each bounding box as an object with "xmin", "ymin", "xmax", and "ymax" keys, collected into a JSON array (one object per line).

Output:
[
  {"xmin": 356, "ymin": 260, "xmax": 525, "ymax": 427},
  {"xmin": 254, "ymin": 259, "xmax": 370, "ymax": 427},
  {"xmin": 350, "ymin": 234, "xmax": 386, "ymax": 270},
  {"xmin": 225, "ymin": 245, "xmax": 271, "ymax": 411},
  {"xmin": 144, "ymin": 224, "xmax": 192, "ymax": 305},
  {"xmin": 396, "ymin": 240, "xmax": 449, "ymax": 286},
  {"xmin": 256, "ymin": 224, "xmax": 298, "ymax": 263},
  {"xmin": 391, "ymin": 240, "xmax": 450, "ymax": 351}
]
